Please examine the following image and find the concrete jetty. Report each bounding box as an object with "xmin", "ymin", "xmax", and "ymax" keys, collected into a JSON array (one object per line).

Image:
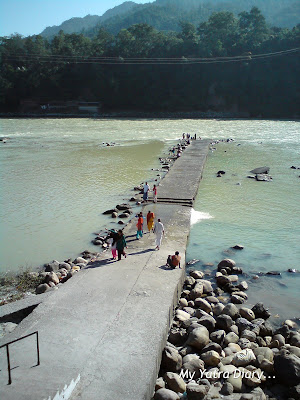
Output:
[{"xmin": 0, "ymin": 139, "xmax": 210, "ymax": 400}]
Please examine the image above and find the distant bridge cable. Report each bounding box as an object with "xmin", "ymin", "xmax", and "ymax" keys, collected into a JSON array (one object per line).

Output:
[{"xmin": 3, "ymin": 47, "xmax": 300, "ymax": 65}]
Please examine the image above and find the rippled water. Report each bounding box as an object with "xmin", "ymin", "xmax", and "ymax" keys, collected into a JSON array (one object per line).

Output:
[
  {"xmin": 0, "ymin": 118, "xmax": 299, "ymax": 319},
  {"xmin": 186, "ymin": 120, "xmax": 300, "ymax": 321}
]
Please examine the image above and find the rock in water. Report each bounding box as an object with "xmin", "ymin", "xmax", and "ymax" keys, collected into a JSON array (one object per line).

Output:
[{"xmin": 250, "ymin": 166, "xmax": 270, "ymax": 174}]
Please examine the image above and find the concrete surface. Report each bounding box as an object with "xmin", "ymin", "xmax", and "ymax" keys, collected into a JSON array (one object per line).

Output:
[{"xmin": 0, "ymin": 140, "xmax": 210, "ymax": 400}]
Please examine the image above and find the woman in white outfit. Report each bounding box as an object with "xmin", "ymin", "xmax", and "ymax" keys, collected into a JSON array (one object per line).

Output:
[{"xmin": 154, "ymin": 218, "xmax": 164, "ymax": 250}]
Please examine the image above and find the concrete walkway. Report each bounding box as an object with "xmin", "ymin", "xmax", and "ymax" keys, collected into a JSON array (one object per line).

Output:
[{"xmin": 0, "ymin": 140, "xmax": 210, "ymax": 400}]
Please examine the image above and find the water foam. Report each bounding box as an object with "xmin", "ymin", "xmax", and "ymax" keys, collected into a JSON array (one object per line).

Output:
[{"xmin": 190, "ymin": 209, "xmax": 213, "ymax": 225}]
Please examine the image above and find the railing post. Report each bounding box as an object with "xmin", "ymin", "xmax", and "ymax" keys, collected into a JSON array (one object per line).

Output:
[
  {"xmin": 6, "ymin": 345, "xmax": 12, "ymax": 385},
  {"xmin": 36, "ymin": 331, "xmax": 40, "ymax": 366},
  {"xmin": 1, "ymin": 331, "xmax": 40, "ymax": 384}
]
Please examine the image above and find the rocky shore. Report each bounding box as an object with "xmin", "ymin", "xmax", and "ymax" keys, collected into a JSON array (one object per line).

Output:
[{"xmin": 153, "ymin": 258, "xmax": 300, "ymax": 400}]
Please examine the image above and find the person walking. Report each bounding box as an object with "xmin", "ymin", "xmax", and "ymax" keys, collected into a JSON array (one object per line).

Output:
[
  {"xmin": 146, "ymin": 210, "xmax": 155, "ymax": 232},
  {"xmin": 143, "ymin": 182, "xmax": 150, "ymax": 202},
  {"xmin": 153, "ymin": 184, "xmax": 157, "ymax": 203},
  {"xmin": 107, "ymin": 229, "xmax": 118, "ymax": 260},
  {"xmin": 154, "ymin": 218, "xmax": 164, "ymax": 250},
  {"xmin": 136, "ymin": 212, "xmax": 144, "ymax": 239},
  {"xmin": 116, "ymin": 229, "xmax": 127, "ymax": 260}
]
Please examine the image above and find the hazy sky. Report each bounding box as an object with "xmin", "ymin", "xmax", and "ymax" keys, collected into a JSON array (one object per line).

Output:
[{"xmin": 0, "ymin": 0, "xmax": 152, "ymax": 37}]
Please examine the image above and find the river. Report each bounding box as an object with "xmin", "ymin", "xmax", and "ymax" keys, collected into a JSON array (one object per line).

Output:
[{"xmin": 0, "ymin": 118, "xmax": 299, "ymax": 319}]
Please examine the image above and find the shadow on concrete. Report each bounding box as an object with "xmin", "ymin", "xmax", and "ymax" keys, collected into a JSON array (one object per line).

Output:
[
  {"xmin": 85, "ymin": 259, "xmax": 117, "ymax": 269},
  {"xmin": 128, "ymin": 249, "xmax": 155, "ymax": 256},
  {"xmin": 159, "ymin": 265, "xmax": 172, "ymax": 270}
]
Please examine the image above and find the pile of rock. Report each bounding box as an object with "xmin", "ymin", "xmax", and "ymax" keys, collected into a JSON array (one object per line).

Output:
[
  {"xmin": 35, "ymin": 250, "xmax": 98, "ymax": 294},
  {"xmin": 215, "ymin": 258, "xmax": 249, "ymax": 305},
  {"xmin": 154, "ymin": 267, "xmax": 300, "ymax": 400},
  {"xmin": 101, "ymin": 203, "xmax": 133, "ymax": 226}
]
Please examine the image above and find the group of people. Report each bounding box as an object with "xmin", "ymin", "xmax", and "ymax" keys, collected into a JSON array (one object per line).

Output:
[
  {"xmin": 135, "ymin": 211, "xmax": 164, "ymax": 250},
  {"xmin": 105, "ymin": 153, "xmax": 184, "ymax": 266},
  {"xmin": 143, "ymin": 182, "xmax": 157, "ymax": 203}
]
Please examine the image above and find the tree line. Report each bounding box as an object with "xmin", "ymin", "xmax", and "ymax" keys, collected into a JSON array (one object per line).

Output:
[{"xmin": 0, "ymin": 7, "xmax": 299, "ymax": 117}]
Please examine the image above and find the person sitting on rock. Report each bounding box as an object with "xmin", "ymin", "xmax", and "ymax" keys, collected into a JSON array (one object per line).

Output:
[{"xmin": 166, "ymin": 251, "xmax": 181, "ymax": 269}]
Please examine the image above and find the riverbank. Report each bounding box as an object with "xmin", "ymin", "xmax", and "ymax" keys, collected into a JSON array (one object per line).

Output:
[{"xmin": 0, "ymin": 110, "xmax": 252, "ymax": 119}]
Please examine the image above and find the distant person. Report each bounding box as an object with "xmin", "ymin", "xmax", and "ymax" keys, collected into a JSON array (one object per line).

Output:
[
  {"xmin": 166, "ymin": 251, "xmax": 181, "ymax": 269},
  {"xmin": 147, "ymin": 210, "xmax": 155, "ymax": 232},
  {"xmin": 143, "ymin": 182, "xmax": 150, "ymax": 202},
  {"xmin": 154, "ymin": 218, "xmax": 164, "ymax": 250},
  {"xmin": 116, "ymin": 230, "xmax": 127, "ymax": 260},
  {"xmin": 153, "ymin": 184, "xmax": 157, "ymax": 203},
  {"xmin": 182, "ymin": 133, "xmax": 185, "ymax": 139},
  {"xmin": 136, "ymin": 212, "xmax": 144, "ymax": 239}
]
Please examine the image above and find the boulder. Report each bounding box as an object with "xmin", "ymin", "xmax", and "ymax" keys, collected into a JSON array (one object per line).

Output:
[
  {"xmin": 45, "ymin": 271, "xmax": 59, "ymax": 285},
  {"xmin": 185, "ymin": 276, "xmax": 196, "ymax": 287},
  {"xmin": 116, "ymin": 203, "xmax": 131, "ymax": 210},
  {"xmin": 231, "ymin": 294, "xmax": 246, "ymax": 304},
  {"xmin": 201, "ymin": 342, "xmax": 222, "ymax": 355},
  {"xmin": 103, "ymin": 208, "xmax": 118, "ymax": 215},
  {"xmin": 189, "ymin": 285, "xmax": 203, "ymax": 300},
  {"xmin": 210, "ymin": 330, "xmax": 225, "ymax": 345},
  {"xmin": 194, "ymin": 298, "xmax": 212, "ymax": 313},
  {"xmin": 186, "ymin": 326, "xmax": 210, "ymax": 350},
  {"xmin": 241, "ymin": 330, "xmax": 257, "ymax": 342},
  {"xmin": 154, "ymin": 388, "xmax": 180, "ymax": 400},
  {"xmin": 232, "ymin": 349, "xmax": 256, "ymax": 367},
  {"xmin": 222, "ymin": 303, "xmax": 239, "ymax": 319},
  {"xmin": 161, "ymin": 346, "xmax": 182, "ymax": 372},
  {"xmin": 221, "ymin": 382, "xmax": 234, "ymax": 395},
  {"xmin": 176, "ymin": 309, "xmax": 192, "ymax": 321},
  {"xmin": 212, "ymin": 303, "xmax": 225, "ymax": 317},
  {"xmin": 252, "ymin": 302, "xmax": 271, "ymax": 319},
  {"xmin": 256, "ymin": 174, "xmax": 272, "ymax": 182},
  {"xmin": 216, "ymin": 314, "xmax": 234, "ymax": 332},
  {"xmin": 198, "ymin": 315, "xmax": 216, "ymax": 332},
  {"xmin": 118, "ymin": 213, "xmax": 130, "ymax": 218},
  {"xmin": 73, "ymin": 257, "xmax": 88, "ymax": 265},
  {"xmin": 224, "ymin": 332, "xmax": 240, "ymax": 346},
  {"xmin": 274, "ymin": 349, "xmax": 300, "ymax": 386},
  {"xmin": 239, "ymin": 307, "xmax": 255, "ymax": 322},
  {"xmin": 250, "ymin": 166, "xmax": 270, "ymax": 174},
  {"xmin": 190, "ymin": 270, "xmax": 204, "ymax": 280},
  {"xmin": 217, "ymin": 259, "xmax": 236, "ymax": 272},
  {"xmin": 155, "ymin": 377, "xmax": 165, "ymax": 391},
  {"xmin": 227, "ymin": 374, "xmax": 242, "ymax": 392},
  {"xmin": 59, "ymin": 262, "xmax": 72, "ymax": 271},
  {"xmin": 186, "ymin": 383, "xmax": 208, "ymax": 400},
  {"xmin": 201, "ymin": 350, "xmax": 221, "ymax": 367},
  {"xmin": 237, "ymin": 281, "xmax": 249, "ymax": 291},
  {"xmin": 179, "ymin": 298, "xmax": 188, "ymax": 308},
  {"xmin": 36, "ymin": 283, "xmax": 50, "ymax": 294},
  {"xmin": 182, "ymin": 355, "xmax": 205, "ymax": 379},
  {"xmin": 164, "ymin": 372, "xmax": 186, "ymax": 393},
  {"xmin": 44, "ymin": 260, "xmax": 60, "ymax": 272},
  {"xmin": 290, "ymin": 332, "xmax": 300, "ymax": 347}
]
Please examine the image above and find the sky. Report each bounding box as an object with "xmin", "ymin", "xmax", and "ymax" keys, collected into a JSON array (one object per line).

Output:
[{"xmin": 0, "ymin": 0, "xmax": 152, "ymax": 37}]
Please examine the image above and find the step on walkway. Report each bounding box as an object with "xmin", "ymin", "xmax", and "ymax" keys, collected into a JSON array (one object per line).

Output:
[{"xmin": 0, "ymin": 140, "xmax": 210, "ymax": 400}]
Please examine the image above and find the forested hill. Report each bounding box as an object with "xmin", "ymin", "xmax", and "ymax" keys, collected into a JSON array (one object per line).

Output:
[{"xmin": 40, "ymin": 0, "xmax": 300, "ymax": 39}]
